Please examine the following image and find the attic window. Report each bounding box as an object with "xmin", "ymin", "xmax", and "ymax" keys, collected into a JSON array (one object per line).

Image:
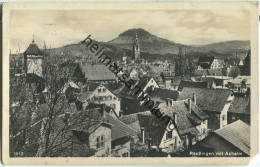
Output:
[
  {"xmin": 96, "ymin": 135, "xmax": 105, "ymax": 149},
  {"xmin": 108, "ymin": 96, "xmax": 112, "ymax": 100},
  {"xmin": 166, "ymin": 131, "xmax": 172, "ymax": 140},
  {"xmin": 103, "ymin": 88, "xmax": 106, "ymax": 92}
]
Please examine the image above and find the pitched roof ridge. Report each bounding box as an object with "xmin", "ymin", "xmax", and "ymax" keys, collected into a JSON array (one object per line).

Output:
[
  {"xmin": 183, "ymin": 86, "xmax": 231, "ymax": 92},
  {"xmin": 105, "ymin": 112, "xmax": 139, "ymax": 133},
  {"xmin": 97, "ymin": 83, "xmax": 118, "ymax": 97},
  {"xmin": 213, "ymin": 120, "xmax": 250, "ymax": 155}
]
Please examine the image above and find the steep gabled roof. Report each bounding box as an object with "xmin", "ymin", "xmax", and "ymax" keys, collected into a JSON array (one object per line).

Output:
[
  {"xmin": 178, "ymin": 80, "xmax": 208, "ymax": 91},
  {"xmin": 120, "ymin": 111, "xmax": 167, "ymax": 145},
  {"xmin": 194, "ymin": 69, "xmax": 223, "ymax": 77},
  {"xmin": 136, "ymin": 77, "xmax": 153, "ymax": 90},
  {"xmin": 68, "ymin": 109, "xmax": 110, "ymax": 133},
  {"xmin": 228, "ymin": 95, "xmax": 250, "ymax": 115},
  {"xmin": 146, "ymin": 87, "xmax": 179, "ymax": 101},
  {"xmin": 198, "ymin": 56, "xmax": 214, "ymax": 69},
  {"xmin": 120, "ymin": 97, "xmax": 148, "ymax": 115},
  {"xmin": 200, "ymin": 77, "xmax": 224, "ymax": 87},
  {"xmin": 158, "ymin": 99, "xmax": 208, "ymax": 136},
  {"xmin": 80, "ymin": 63, "xmax": 117, "ymax": 81},
  {"xmin": 105, "ymin": 113, "xmax": 138, "ymax": 141},
  {"xmin": 178, "ymin": 87, "xmax": 232, "ymax": 112},
  {"xmin": 24, "ymin": 41, "xmax": 43, "ymax": 55},
  {"xmin": 80, "ymin": 83, "xmax": 122, "ymax": 102},
  {"xmin": 214, "ymin": 120, "xmax": 250, "ymax": 155},
  {"xmin": 46, "ymin": 109, "xmax": 109, "ymax": 156}
]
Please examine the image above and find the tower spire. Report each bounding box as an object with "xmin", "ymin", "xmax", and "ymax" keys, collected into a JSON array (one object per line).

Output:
[
  {"xmin": 43, "ymin": 40, "xmax": 47, "ymax": 50},
  {"xmin": 32, "ymin": 34, "xmax": 35, "ymax": 43},
  {"xmin": 133, "ymin": 32, "xmax": 140, "ymax": 61}
]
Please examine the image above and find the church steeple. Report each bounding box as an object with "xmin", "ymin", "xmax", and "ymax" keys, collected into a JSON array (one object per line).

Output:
[
  {"xmin": 133, "ymin": 33, "xmax": 140, "ymax": 60},
  {"xmin": 43, "ymin": 40, "xmax": 47, "ymax": 50},
  {"xmin": 32, "ymin": 34, "xmax": 35, "ymax": 43}
]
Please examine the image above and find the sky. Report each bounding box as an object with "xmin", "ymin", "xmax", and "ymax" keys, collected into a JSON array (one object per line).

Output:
[{"xmin": 10, "ymin": 8, "xmax": 251, "ymax": 53}]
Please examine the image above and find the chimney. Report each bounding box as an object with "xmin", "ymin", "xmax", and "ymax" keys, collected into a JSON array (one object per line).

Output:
[
  {"xmin": 141, "ymin": 127, "xmax": 145, "ymax": 144},
  {"xmin": 87, "ymin": 84, "xmax": 89, "ymax": 92},
  {"xmin": 173, "ymin": 113, "xmax": 177, "ymax": 124},
  {"xmin": 192, "ymin": 93, "xmax": 196, "ymax": 105},
  {"xmin": 165, "ymin": 98, "xmax": 170, "ymax": 106},
  {"xmin": 188, "ymin": 98, "xmax": 191, "ymax": 113},
  {"xmin": 171, "ymin": 99, "xmax": 174, "ymax": 106},
  {"xmin": 101, "ymin": 104, "xmax": 106, "ymax": 119}
]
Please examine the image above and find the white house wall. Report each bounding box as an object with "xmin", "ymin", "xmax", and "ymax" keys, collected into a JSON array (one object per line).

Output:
[
  {"xmin": 220, "ymin": 94, "xmax": 234, "ymax": 129},
  {"xmin": 159, "ymin": 122, "xmax": 182, "ymax": 153},
  {"xmin": 87, "ymin": 85, "xmax": 121, "ymax": 117},
  {"xmin": 143, "ymin": 78, "xmax": 159, "ymax": 92}
]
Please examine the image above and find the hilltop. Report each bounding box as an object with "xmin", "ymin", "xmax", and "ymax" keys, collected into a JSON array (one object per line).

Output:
[
  {"xmin": 18, "ymin": 28, "xmax": 250, "ymax": 62},
  {"xmin": 109, "ymin": 28, "xmax": 186, "ymax": 55}
]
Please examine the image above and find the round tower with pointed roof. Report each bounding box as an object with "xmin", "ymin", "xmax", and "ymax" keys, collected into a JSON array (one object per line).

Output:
[{"xmin": 24, "ymin": 39, "xmax": 44, "ymax": 77}]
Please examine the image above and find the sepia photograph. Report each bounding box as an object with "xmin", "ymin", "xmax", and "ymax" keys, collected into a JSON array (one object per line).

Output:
[{"xmin": 2, "ymin": 2, "xmax": 259, "ymax": 165}]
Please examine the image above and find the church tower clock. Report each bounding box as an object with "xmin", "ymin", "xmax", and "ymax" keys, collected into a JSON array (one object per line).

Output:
[{"xmin": 24, "ymin": 39, "xmax": 43, "ymax": 77}]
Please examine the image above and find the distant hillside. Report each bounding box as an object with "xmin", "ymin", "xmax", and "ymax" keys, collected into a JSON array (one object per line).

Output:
[
  {"xmin": 109, "ymin": 28, "xmax": 186, "ymax": 55},
  {"xmin": 109, "ymin": 28, "xmax": 250, "ymax": 57},
  {"xmin": 191, "ymin": 40, "xmax": 250, "ymax": 54},
  {"xmin": 39, "ymin": 28, "xmax": 250, "ymax": 62}
]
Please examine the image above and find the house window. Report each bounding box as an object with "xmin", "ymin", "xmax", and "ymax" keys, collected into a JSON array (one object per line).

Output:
[
  {"xmin": 202, "ymin": 128, "xmax": 207, "ymax": 135},
  {"xmin": 98, "ymin": 88, "xmax": 102, "ymax": 93},
  {"xmin": 103, "ymin": 88, "xmax": 106, "ymax": 92},
  {"xmin": 96, "ymin": 135, "xmax": 105, "ymax": 149},
  {"xmin": 122, "ymin": 152, "xmax": 129, "ymax": 157},
  {"xmin": 96, "ymin": 137, "xmax": 100, "ymax": 148},
  {"xmin": 108, "ymin": 96, "xmax": 112, "ymax": 100},
  {"xmin": 110, "ymin": 103, "xmax": 116, "ymax": 109},
  {"xmin": 166, "ymin": 131, "xmax": 172, "ymax": 140},
  {"xmin": 222, "ymin": 115, "xmax": 227, "ymax": 121},
  {"xmin": 113, "ymin": 97, "xmax": 117, "ymax": 100}
]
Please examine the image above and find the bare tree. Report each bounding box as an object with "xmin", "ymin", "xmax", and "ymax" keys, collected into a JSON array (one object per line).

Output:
[{"xmin": 9, "ymin": 52, "xmax": 98, "ymax": 157}]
